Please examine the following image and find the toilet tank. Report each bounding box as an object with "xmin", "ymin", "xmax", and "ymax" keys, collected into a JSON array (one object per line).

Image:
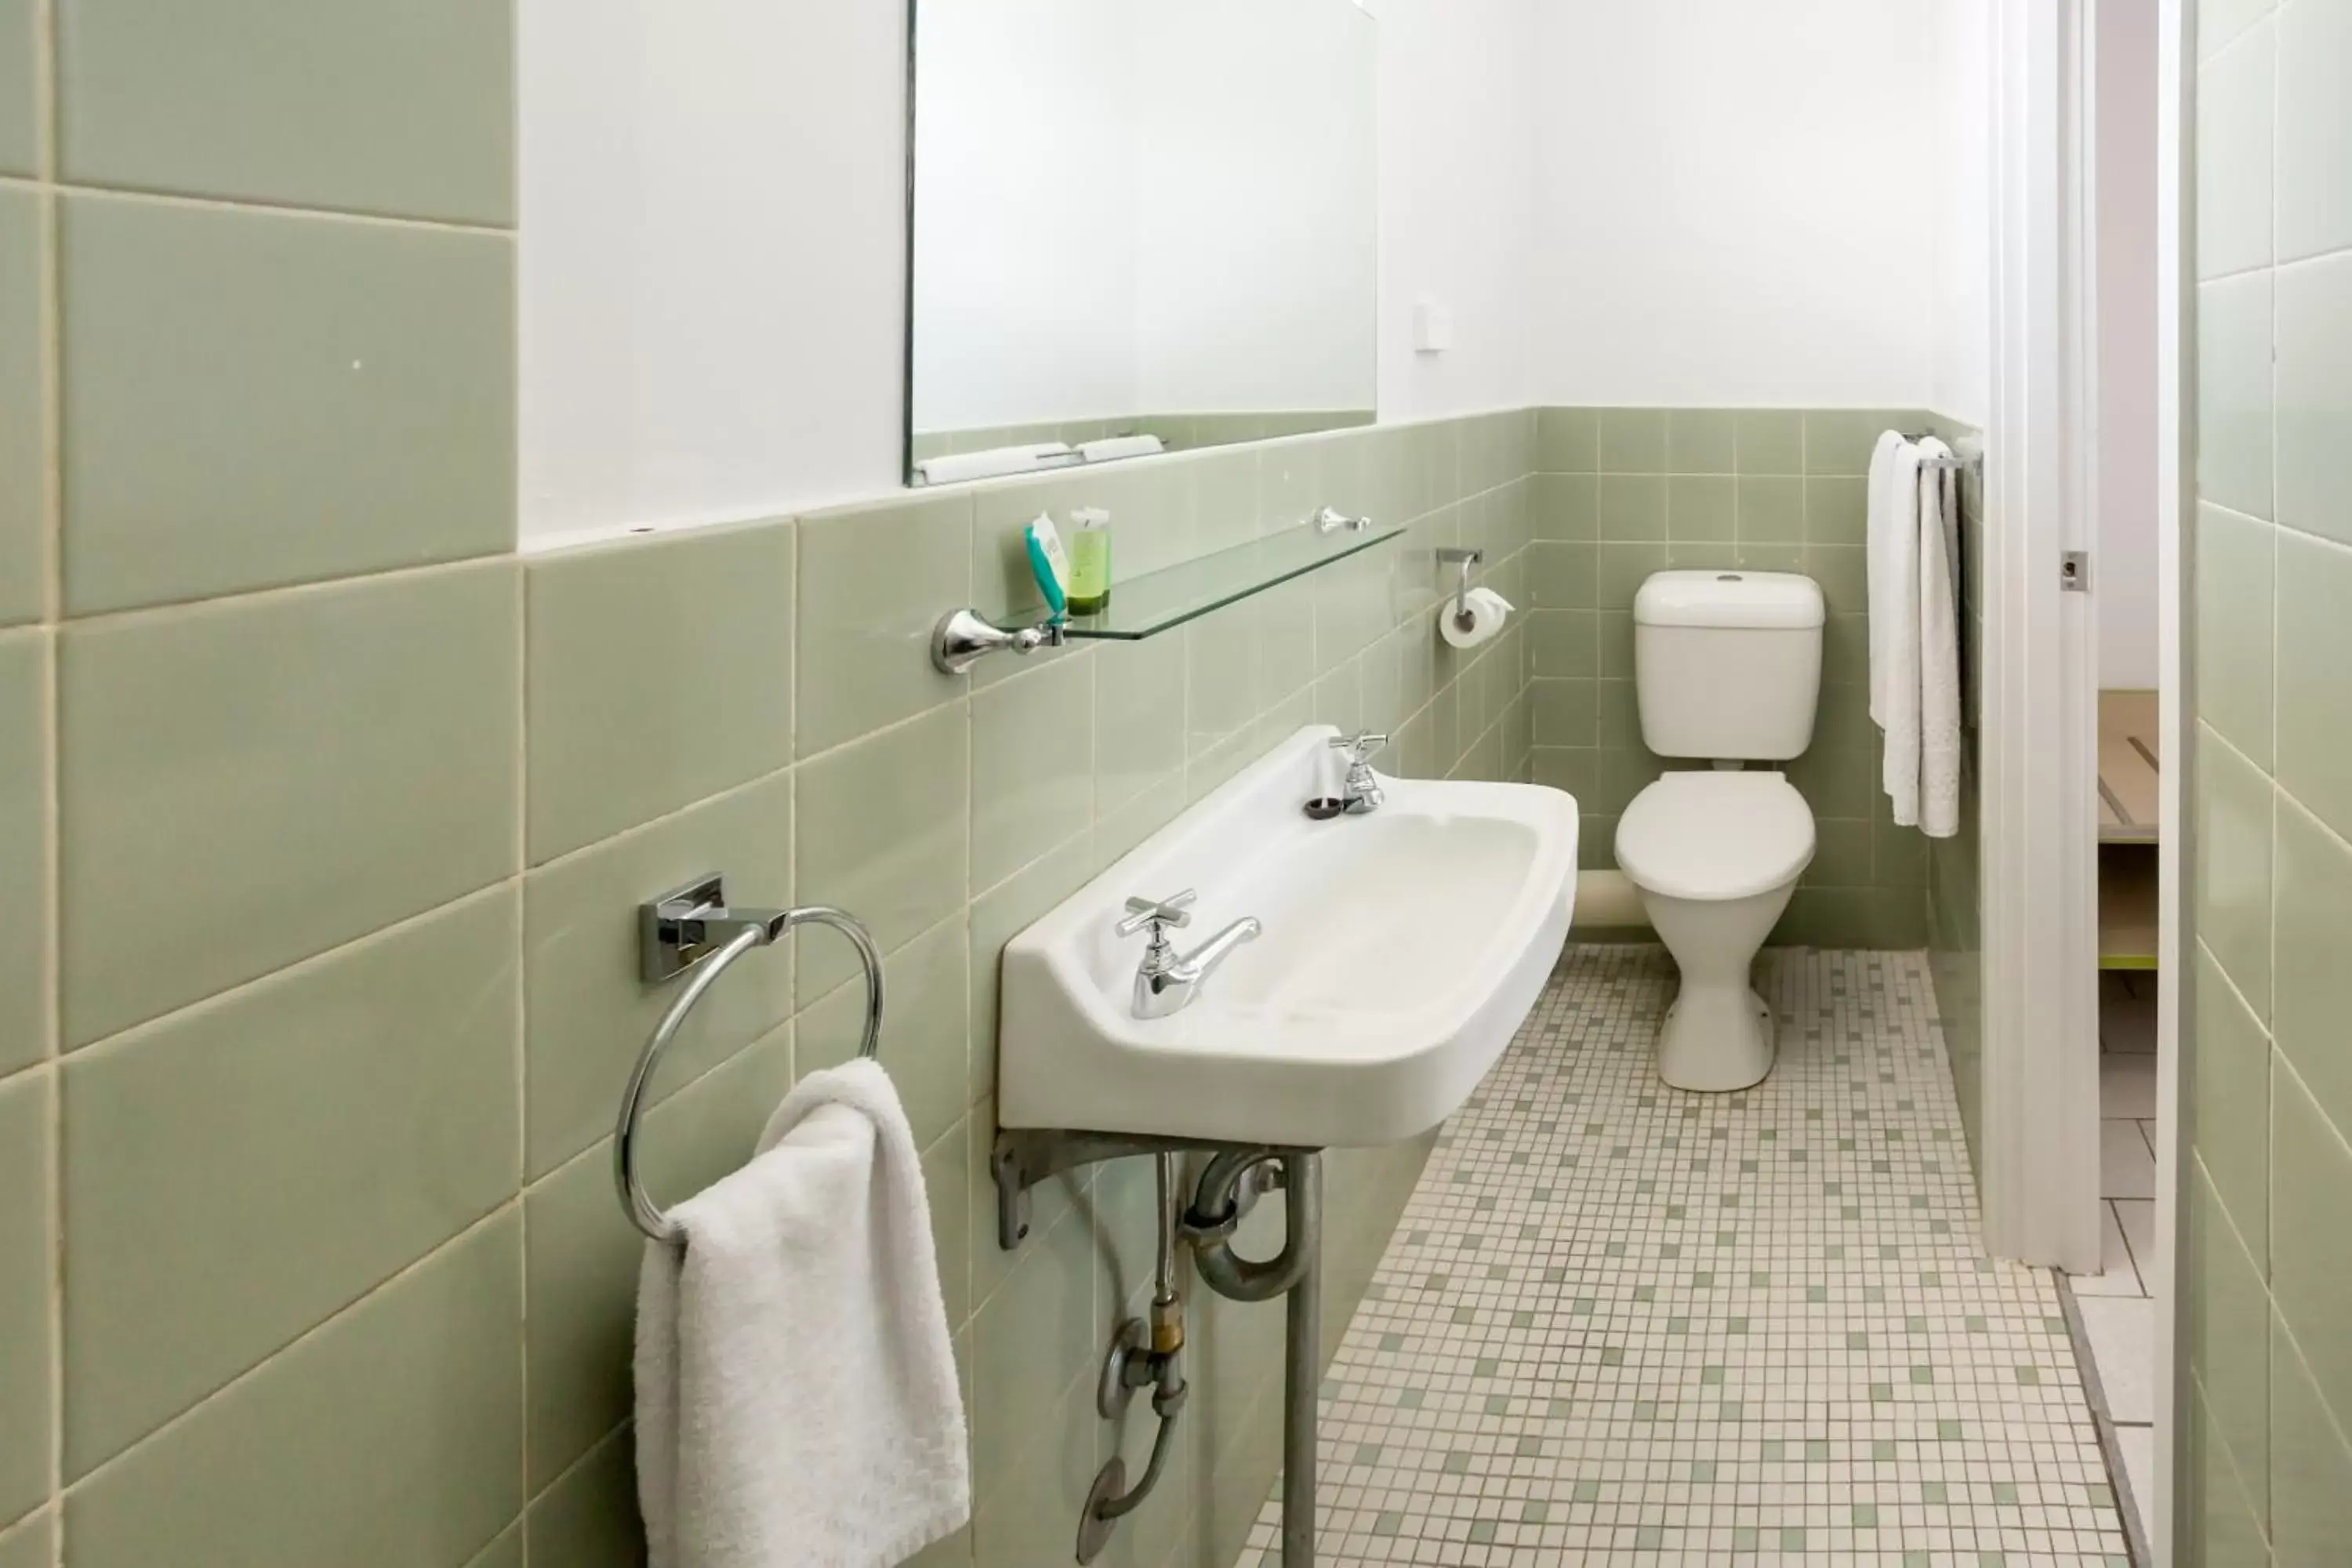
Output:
[{"xmin": 1633, "ymin": 572, "xmax": 1825, "ymax": 760}]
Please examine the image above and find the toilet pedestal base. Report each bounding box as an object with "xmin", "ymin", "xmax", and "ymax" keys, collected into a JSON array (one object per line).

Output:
[{"xmin": 1656, "ymin": 987, "xmax": 1776, "ymax": 1092}]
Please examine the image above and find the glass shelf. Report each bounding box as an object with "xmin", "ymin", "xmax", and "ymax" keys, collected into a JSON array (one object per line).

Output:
[{"xmin": 1058, "ymin": 521, "xmax": 1404, "ymax": 642}]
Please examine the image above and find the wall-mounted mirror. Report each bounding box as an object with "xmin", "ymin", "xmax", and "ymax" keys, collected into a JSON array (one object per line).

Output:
[{"xmin": 906, "ymin": 0, "xmax": 1378, "ymax": 488}]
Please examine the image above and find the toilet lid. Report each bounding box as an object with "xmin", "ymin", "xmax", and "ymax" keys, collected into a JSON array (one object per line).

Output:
[{"xmin": 1617, "ymin": 771, "xmax": 1816, "ymax": 902}]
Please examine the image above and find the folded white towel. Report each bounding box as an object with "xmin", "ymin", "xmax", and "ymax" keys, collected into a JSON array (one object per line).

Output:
[
  {"xmin": 915, "ymin": 442, "xmax": 1080, "ymax": 485},
  {"xmin": 1864, "ymin": 430, "xmax": 1912, "ymax": 731},
  {"xmin": 636, "ymin": 1059, "xmax": 969, "ymax": 1568},
  {"xmin": 1915, "ymin": 439, "xmax": 1963, "ymax": 839},
  {"xmin": 1868, "ymin": 432, "xmax": 1929, "ymax": 827},
  {"xmin": 1077, "ymin": 434, "xmax": 1166, "ymax": 463}
]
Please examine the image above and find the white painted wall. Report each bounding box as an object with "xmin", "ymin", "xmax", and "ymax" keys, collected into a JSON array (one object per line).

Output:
[
  {"xmin": 1527, "ymin": 0, "xmax": 1945, "ymax": 409},
  {"xmin": 519, "ymin": 0, "xmax": 1535, "ymax": 544},
  {"xmin": 1131, "ymin": 0, "xmax": 1378, "ymax": 415},
  {"xmin": 1931, "ymin": 0, "xmax": 1994, "ymax": 429},
  {"xmin": 912, "ymin": 0, "xmax": 1142, "ymax": 433},
  {"xmin": 2095, "ymin": 0, "xmax": 2161, "ymax": 690}
]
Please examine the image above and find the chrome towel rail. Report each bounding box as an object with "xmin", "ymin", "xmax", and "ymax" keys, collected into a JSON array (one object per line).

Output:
[{"xmin": 617, "ymin": 873, "xmax": 885, "ymax": 1243}]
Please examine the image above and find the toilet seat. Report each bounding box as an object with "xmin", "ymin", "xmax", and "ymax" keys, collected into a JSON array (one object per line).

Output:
[{"xmin": 1617, "ymin": 771, "xmax": 1815, "ymax": 902}]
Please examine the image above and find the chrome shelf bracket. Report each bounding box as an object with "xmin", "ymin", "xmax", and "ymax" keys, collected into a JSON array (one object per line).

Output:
[{"xmin": 932, "ymin": 608, "xmax": 1069, "ymax": 675}]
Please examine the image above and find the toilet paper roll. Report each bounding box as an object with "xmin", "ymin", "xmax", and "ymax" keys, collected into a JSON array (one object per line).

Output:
[{"xmin": 1440, "ymin": 586, "xmax": 1514, "ymax": 650}]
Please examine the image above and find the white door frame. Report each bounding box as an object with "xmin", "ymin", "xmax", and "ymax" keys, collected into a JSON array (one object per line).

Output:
[
  {"xmin": 2151, "ymin": 0, "xmax": 2188, "ymax": 1556},
  {"xmin": 1981, "ymin": 0, "xmax": 2103, "ymax": 1276}
]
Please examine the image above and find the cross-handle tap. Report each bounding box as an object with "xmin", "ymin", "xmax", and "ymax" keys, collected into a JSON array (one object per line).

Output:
[
  {"xmin": 1117, "ymin": 890, "xmax": 1261, "ymax": 1019},
  {"xmin": 1327, "ymin": 730, "xmax": 1391, "ymax": 814}
]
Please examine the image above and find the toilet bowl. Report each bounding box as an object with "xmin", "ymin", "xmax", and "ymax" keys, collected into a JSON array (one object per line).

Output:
[{"xmin": 1616, "ymin": 770, "xmax": 1815, "ymax": 1091}]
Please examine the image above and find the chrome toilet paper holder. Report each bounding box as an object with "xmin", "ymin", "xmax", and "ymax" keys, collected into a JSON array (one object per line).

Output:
[{"xmin": 1437, "ymin": 546, "xmax": 1483, "ymax": 632}]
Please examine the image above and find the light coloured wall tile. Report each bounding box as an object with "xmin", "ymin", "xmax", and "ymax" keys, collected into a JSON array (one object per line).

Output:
[
  {"xmin": 1666, "ymin": 410, "xmax": 1737, "ymax": 474},
  {"xmin": 2189, "ymin": 1161, "xmax": 2271, "ymax": 1507},
  {"xmin": 521, "ymin": 769, "xmax": 793, "ymax": 1180},
  {"xmin": 524, "ymin": 521, "xmax": 790, "ymax": 865},
  {"xmin": 2270, "ymin": 1309, "xmax": 2352, "ymax": 1564},
  {"xmin": 524, "ymin": 1025, "xmax": 790, "ymax": 1490},
  {"xmin": 58, "ymin": 195, "xmax": 515, "ymax": 615},
  {"xmin": 59, "ymin": 561, "xmax": 521, "ymax": 1047},
  {"xmin": 2275, "ymin": 0, "xmax": 2352, "ymax": 262},
  {"xmin": 0, "ymin": 1073, "xmax": 52, "ymax": 1528},
  {"xmin": 1094, "ymin": 637, "xmax": 1185, "ymax": 816},
  {"xmin": 2198, "ymin": 504, "xmax": 2275, "ymax": 767},
  {"xmin": 0, "ymin": 633, "xmax": 42, "ymax": 1077},
  {"xmin": 970, "ymin": 1205, "xmax": 1097, "ymax": 1514},
  {"xmin": 524, "ymin": 1427, "xmax": 640, "ymax": 1568},
  {"xmin": 1597, "ymin": 476, "xmax": 1665, "ymax": 541},
  {"xmin": 0, "ymin": 190, "xmax": 40, "ymax": 628},
  {"xmin": 972, "ymin": 655, "xmax": 1093, "ymax": 891},
  {"xmin": 967, "ymin": 835, "xmax": 1092, "ymax": 1109},
  {"xmin": 0, "ymin": 0, "xmax": 27, "ymax": 176},
  {"xmin": 798, "ymin": 913, "xmax": 967, "ymax": 1149},
  {"xmin": 0, "ymin": 1515, "xmax": 45, "ymax": 1568},
  {"xmin": 1533, "ymin": 474, "xmax": 1597, "ymax": 541},
  {"xmin": 61, "ymin": 887, "xmax": 521, "ymax": 1475},
  {"xmin": 64, "ymin": 1212, "xmax": 523, "ymax": 1568},
  {"xmin": 2197, "ymin": 16, "xmax": 2275, "ymax": 279},
  {"xmin": 2196, "ymin": 724, "xmax": 2275, "ymax": 1020},
  {"xmin": 1735, "ymin": 412, "xmax": 1803, "ymax": 475},
  {"xmin": 2194, "ymin": 948, "xmax": 2271, "ymax": 1267},
  {"xmin": 463, "ymin": 1526, "xmax": 521, "ymax": 1568},
  {"xmin": 1597, "ymin": 409, "xmax": 1667, "ymax": 474},
  {"xmin": 1537, "ymin": 408, "xmax": 1598, "ymax": 474},
  {"xmin": 1805, "ymin": 410, "xmax": 1918, "ymax": 477},
  {"xmin": 2201, "ymin": 0, "xmax": 2278, "ymax": 56},
  {"xmin": 2273, "ymin": 794, "xmax": 2352, "ymax": 1137},
  {"xmin": 795, "ymin": 702, "xmax": 969, "ymax": 1008},
  {"xmin": 2198, "ymin": 271, "xmax": 2277, "ymax": 521},
  {"xmin": 799, "ymin": 493, "xmax": 971, "ymax": 755},
  {"xmin": 2276, "ymin": 251, "xmax": 2352, "ymax": 547},
  {"xmin": 1736, "ymin": 477, "xmax": 1805, "ymax": 545},
  {"xmin": 2271, "ymin": 1062, "xmax": 2352, "ymax": 1427},
  {"xmin": 56, "ymin": 0, "xmax": 514, "ymax": 224}
]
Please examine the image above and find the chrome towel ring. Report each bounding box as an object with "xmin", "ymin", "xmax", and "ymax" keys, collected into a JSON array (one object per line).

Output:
[{"xmin": 616, "ymin": 873, "xmax": 885, "ymax": 1243}]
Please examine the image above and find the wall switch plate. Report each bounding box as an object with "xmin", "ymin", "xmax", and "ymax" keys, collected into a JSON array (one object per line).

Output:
[{"xmin": 1414, "ymin": 301, "xmax": 1454, "ymax": 354}]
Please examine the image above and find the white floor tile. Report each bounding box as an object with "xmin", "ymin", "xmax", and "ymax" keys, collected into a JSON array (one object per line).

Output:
[
  {"xmin": 2071, "ymin": 1201, "xmax": 2147, "ymax": 1297},
  {"xmin": 1234, "ymin": 946, "xmax": 2132, "ymax": 1566},
  {"xmin": 2102, "ymin": 1117, "xmax": 2157, "ymax": 1198},
  {"xmin": 2114, "ymin": 1198, "xmax": 2159, "ymax": 1292},
  {"xmin": 2117, "ymin": 1424, "xmax": 2156, "ymax": 1543},
  {"xmin": 2103, "ymin": 1053, "xmax": 2158, "ymax": 1118},
  {"xmin": 2078, "ymin": 1295, "xmax": 2158, "ymax": 1424}
]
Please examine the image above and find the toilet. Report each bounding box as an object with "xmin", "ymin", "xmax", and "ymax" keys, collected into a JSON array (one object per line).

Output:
[{"xmin": 1615, "ymin": 571, "xmax": 1824, "ymax": 1092}]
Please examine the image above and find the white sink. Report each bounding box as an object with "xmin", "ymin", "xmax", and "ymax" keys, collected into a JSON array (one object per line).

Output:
[{"xmin": 998, "ymin": 726, "xmax": 1580, "ymax": 1149}]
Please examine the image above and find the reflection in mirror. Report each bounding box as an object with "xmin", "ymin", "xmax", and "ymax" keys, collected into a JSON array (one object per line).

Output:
[{"xmin": 907, "ymin": 0, "xmax": 1378, "ymax": 487}]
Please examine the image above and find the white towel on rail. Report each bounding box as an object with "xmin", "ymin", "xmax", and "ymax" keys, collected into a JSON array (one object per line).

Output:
[
  {"xmin": 1868, "ymin": 431, "xmax": 1929, "ymax": 826},
  {"xmin": 1915, "ymin": 439, "xmax": 1963, "ymax": 839},
  {"xmin": 635, "ymin": 1058, "xmax": 969, "ymax": 1568}
]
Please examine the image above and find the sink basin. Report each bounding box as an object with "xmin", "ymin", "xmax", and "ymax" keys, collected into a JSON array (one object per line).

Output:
[{"xmin": 997, "ymin": 726, "xmax": 1580, "ymax": 1148}]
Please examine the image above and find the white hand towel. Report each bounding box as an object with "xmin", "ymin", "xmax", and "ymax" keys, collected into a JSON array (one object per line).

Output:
[
  {"xmin": 635, "ymin": 1058, "xmax": 970, "ymax": 1568},
  {"xmin": 1869, "ymin": 434, "xmax": 1929, "ymax": 826},
  {"xmin": 915, "ymin": 442, "xmax": 1079, "ymax": 485},
  {"xmin": 1077, "ymin": 433, "xmax": 1167, "ymax": 463},
  {"xmin": 1864, "ymin": 430, "xmax": 1913, "ymax": 730},
  {"xmin": 1915, "ymin": 439, "xmax": 1963, "ymax": 839}
]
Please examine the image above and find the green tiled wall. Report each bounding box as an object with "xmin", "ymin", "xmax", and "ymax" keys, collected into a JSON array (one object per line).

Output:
[
  {"xmin": 1528, "ymin": 406, "xmax": 1978, "ymax": 950},
  {"xmin": 2183, "ymin": 2, "xmax": 2352, "ymax": 1562},
  {"xmin": 0, "ymin": 97, "xmax": 1536, "ymax": 1563}
]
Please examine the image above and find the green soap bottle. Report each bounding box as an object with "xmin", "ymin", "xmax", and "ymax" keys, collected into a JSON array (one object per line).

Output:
[{"xmin": 1067, "ymin": 507, "xmax": 1112, "ymax": 615}]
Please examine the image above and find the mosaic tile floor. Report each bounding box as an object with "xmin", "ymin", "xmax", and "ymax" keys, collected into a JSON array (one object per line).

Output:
[{"xmin": 1240, "ymin": 946, "xmax": 2129, "ymax": 1566}]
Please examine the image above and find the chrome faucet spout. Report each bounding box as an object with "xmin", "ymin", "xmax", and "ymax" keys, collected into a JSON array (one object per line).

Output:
[
  {"xmin": 1128, "ymin": 909, "xmax": 1262, "ymax": 1020},
  {"xmin": 1174, "ymin": 917, "xmax": 1261, "ymax": 987}
]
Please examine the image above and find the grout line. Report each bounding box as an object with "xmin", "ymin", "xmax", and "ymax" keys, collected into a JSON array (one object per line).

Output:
[
  {"xmin": 508, "ymin": 550, "xmax": 531, "ymax": 1568},
  {"xmin": 57, "ymin": 1200, "xmax": 521, "ymax": 1501},
  {"xmin": 32, "ymin": 0, "xmax": 61, "ymax": 1555},
  {"xmin": 0, "ymin": 172, "xmax": 517, "ymax": 239},
  {"xmin": 55, "ymin": 543, "xmax": 515, "ymax": 632}
]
